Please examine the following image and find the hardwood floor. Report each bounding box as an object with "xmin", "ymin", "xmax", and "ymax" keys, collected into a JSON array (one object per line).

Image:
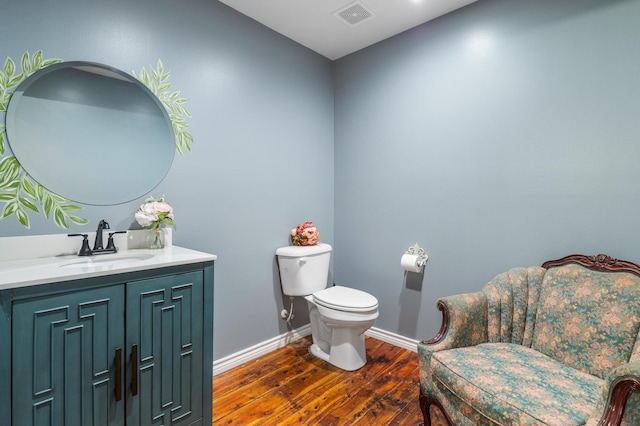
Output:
[{"xmin": 212, "ymin": 336, "xmax": 423, "ymax": 425}]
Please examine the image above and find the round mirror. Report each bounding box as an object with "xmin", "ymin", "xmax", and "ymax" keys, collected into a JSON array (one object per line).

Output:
[{"xmin": 5, "ymin": 61, "xmax": 175, "ymax": 205}]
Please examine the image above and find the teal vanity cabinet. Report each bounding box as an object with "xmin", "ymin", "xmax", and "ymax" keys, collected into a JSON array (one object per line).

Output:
[{"xmin": 1, "ymin": 259, "xmax": 214, "ymax": 426}]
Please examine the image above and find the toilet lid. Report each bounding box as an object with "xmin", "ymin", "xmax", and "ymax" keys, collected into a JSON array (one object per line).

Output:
[{"xmin": 313, "ymin": 286, "xmax": 378, "ymax": 312}]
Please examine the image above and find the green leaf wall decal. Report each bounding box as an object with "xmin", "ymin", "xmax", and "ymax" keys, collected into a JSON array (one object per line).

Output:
[
  {"xmin": 0, "ymin": 51, "xmax": 77, "ymax": 229},
  {"xmin": 134, "ymin": 60, "xmax": 193, "ymax": 156}
]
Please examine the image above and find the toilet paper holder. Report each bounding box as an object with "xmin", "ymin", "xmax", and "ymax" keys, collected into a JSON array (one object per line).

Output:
[{"xmin": 406, "ymin": 243, "xmax": 429, "ymax": 267}]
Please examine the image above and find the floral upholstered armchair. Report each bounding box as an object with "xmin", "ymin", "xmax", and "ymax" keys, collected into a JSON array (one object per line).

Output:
[{"xmin": 418, "ymin": 254, "xmax": 640, "ymax": 426}]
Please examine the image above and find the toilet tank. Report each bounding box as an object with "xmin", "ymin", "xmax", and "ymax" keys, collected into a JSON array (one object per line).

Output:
[{"xmin": 276, "ymin": 243, "xmax": 332, "ymax": 296}]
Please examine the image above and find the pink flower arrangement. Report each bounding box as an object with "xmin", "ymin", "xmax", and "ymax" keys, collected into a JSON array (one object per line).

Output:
[
  {"xmin": 135, "ymin": 196, "xmax": 176, "ymax": 230},
  {"xmin": 291, "ymin": 221, "xmax": 320, "ymax": 246}
]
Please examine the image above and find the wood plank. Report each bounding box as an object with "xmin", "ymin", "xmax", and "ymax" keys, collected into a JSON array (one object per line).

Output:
[
  {"xmin": 269, "ymin": 340, "xmax": 402, "ymax": 425},
  {"xmin": 352, "ymin": 372, "xmax": 420, "ymax": 425},
  {"xmin": 212, "ymin": 336, "xmax": 422, "ymax": 425},
  {"xmin": 389, "ymin": 392, "xmax": 423, "ymax": 426},
  {"xmin": 213, "ymin": 350, "xmax": 318, "ymax": 420},
  {"xmin": 215, "ymin": 361, "xmax": 346, "ymax": 423},
  {"xmin": 320, "ymin": 350, "xmax": 419, "ymax": 424},
  {"xmin": 213, "ymin": 337, "xmax": 311, "ymax": 398}
]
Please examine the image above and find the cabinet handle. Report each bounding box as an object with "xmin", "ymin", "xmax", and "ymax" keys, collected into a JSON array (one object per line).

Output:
[
  {"xmin": 131, "ymin": 344, "xmax": 139, "ymax": 396},
  {"xmin": 115, "ymin": 348, "xmax": 123, "ymax": 401}
]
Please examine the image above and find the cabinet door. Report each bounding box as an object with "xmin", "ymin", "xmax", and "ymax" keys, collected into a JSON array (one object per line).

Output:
[
  {"xmin": 12, "ymin": 285, "xmax": 125, "ymax": 426},
  {"xmin": 126, "ymin": 271, "xmax": 204, "ymax": 426}
]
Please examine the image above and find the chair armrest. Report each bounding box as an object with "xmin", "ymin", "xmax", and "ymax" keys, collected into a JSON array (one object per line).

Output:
[
  {"xmin": 419, "ymin": 291, "xmax": 488, "ymax": 350},
  {"xmin": 587, "ymin": 361, "xmax": 640, "ymax": 426},
  {"xmin": 417, "ymin": 292, "xmax": 488, "ymax": 396}
]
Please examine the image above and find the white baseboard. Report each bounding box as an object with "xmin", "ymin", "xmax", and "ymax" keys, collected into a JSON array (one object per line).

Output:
[
  {"xmin": 212, "ymin": 325, "xmax": 417, "ymax": 376},
  {"xmin": 212, "ymin": 324, "xmax": 311, "ymax": 376},
  {"xmin": 365, "ymin": 327, "xmax": 419, "ymax": 353}
]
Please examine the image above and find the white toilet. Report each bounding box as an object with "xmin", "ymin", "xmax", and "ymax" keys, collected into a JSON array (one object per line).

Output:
[{"xmin": 276, "ymin": 243, "xmax": 379, "ymax": 371}]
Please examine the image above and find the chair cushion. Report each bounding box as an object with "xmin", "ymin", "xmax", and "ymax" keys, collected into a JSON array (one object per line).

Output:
[
  {"xmin": 532, "ymin": 264, "xmax": 640, "ymax": 378},
  {"xmin": 430, "ymin": 343, "xmax": 602, "ymax": 425}
]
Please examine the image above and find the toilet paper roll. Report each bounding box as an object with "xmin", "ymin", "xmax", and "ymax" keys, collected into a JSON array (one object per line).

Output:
[{"xmin": 401, "ymin": 254, "xmax": 422, "ymax": 273}]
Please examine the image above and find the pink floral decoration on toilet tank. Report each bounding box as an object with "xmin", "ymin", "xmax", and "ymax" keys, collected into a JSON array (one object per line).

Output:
[{"xmin": 290, "ymin": 221, "xmax": 319, "ymax": 246}]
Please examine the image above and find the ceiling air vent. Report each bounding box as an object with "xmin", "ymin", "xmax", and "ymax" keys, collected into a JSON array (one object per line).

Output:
[{"xmin": 333, "ymin": 1, "xmax": 375, "ymax": 27}]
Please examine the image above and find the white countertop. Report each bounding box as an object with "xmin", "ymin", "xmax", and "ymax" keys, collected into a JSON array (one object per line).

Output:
[{"xmin": 0, "ymin": 246, "xmax": 217, "ymax": 290}]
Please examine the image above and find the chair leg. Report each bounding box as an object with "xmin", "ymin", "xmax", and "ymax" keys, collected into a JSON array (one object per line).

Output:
[
  {"xmin": 419, "ymin": 393, "xmax": 452, "ymax": 426},
  {"xmin": 419, "ymin": 393, "xmax": 432, "ymax": 426}
]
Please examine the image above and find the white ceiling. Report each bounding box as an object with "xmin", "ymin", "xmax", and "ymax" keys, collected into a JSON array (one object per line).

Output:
[{"xmin": 219, "ymin": 0, "xmax": 479, "ymax": 60}]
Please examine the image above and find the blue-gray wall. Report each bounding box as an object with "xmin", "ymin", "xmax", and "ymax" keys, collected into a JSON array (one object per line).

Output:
[
  {"xmin": 0, "ymin": 0, "xmax": 334, "ymax": 359},
  {"xmin": 2, "ymin": 0, "xmax": 640, "ymax": 359},
  {"xmin": 334, "ymin": 0, "xmax": 640, "ymax": 340}
]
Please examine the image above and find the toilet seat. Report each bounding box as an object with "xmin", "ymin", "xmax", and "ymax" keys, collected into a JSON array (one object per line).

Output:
[{"xmin": 312, "ymin": 286, "xmax": 378, "ymax": 313}]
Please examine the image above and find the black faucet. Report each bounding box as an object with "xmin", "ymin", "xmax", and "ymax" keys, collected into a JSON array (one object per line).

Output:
[
  {"xmin": 68, "ymin": 219, "xmax": 127, "ymax": 256},
  {"xmin": 94, "ymin": 219, "xmax": 110, "ymax": 251}
]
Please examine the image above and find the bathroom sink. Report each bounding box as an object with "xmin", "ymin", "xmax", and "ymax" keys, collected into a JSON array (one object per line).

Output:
[{"xmin": 60, "ymin": 254, "xmax": 155, "ymax": 268}]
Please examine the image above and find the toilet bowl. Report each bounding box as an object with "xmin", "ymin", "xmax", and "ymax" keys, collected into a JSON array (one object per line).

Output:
[
  {"xmin": 306, "ymin": 285, "xmax": 379, "ymax": 371},
  {"xmin": 276, "ymin": 243, "xmax": 379, "ymax": 371}
]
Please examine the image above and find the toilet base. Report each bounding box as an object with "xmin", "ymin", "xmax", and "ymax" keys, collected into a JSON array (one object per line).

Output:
[{"xmin": 309, "ymin": 326, "xmax": 368, "ymax": 371}]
